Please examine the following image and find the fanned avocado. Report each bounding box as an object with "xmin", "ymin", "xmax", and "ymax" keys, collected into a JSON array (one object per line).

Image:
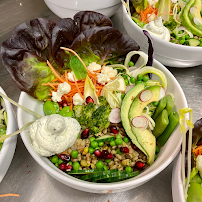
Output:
[
  {"xmin": 129, "ymin": 86, "xmax": 161, "ymax": 165},
  {"xmin": 121, "ymin": 83, "xmax": 146, "ymax": 153},
  {"xmin": 181, "ymin": 0, "xmax": 202, "ymax": 37}
]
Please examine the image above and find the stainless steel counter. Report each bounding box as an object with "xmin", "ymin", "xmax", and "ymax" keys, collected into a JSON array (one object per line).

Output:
[{"xmin": 0, "ymin": 1, "xmax": 202, "ymax": 201}]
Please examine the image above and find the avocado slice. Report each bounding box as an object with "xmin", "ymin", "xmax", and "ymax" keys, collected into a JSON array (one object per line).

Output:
[
  {"xmin": 129, "ymin": 86, "xmax": 161, "ymax": 165},
  {"xmin": 121, "ymin": 83, "xmax": 146, "ymax": 154},
  {"xmin": 181, "ymin": 0, "xmax": 202, "ymax": 37}
]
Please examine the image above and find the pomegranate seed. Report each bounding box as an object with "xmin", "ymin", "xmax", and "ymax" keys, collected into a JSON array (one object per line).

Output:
[
  {"xmin": 132, "ymin": 144, "xmax": 138, "ymax": 150},
  {"xmin": 81, "ymin": 129, "xmax": 89, "ymax": 139},
  {"xmin": 94, "ymin": 149, "xmax": 102, "ymax": 158},
  {"xmin": 102, "ymin": 150, "xmax": 109, "ymax": 158},
  {"xmin": 105, "ymin": 153, "xmax": 113, "ymax": 159},
  {"xmin": 59, "ymin": 154, "xmax": 71, "ymax": 163},
  {"xmin": 66, "ymin": 164, "xmax": 72, "ymax": 170},
  {"xmin": 110, "ymin": 125, "xmax": 118, "ymax": 134},
  {"xmin": 135, "ymin": 161, "xmax": 145, "ymax": 169},
  {"xmin": 86, "ymin": 96, "xmax": 94, "ymax": 104},
  {"xmin": 120, "ymin": 147, "xmax": 129, "ymax": 153},
  {"xmin": 59, "ymin": 163, "xmax": 67, "ymax": 171}
]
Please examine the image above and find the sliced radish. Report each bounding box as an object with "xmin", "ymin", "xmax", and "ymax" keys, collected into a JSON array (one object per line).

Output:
[
  {"xmin": 125, "ymin": 85, "xmax": 134, "ymax": 94},
  {"xmin": 139, "ymin": 90, "xmax": 152, "ymax": 102},
  {"xmin": 131, "ymin": 116, "xmax": 149, "ymax": 130},
  {"xmin": 190, "ymin": 6, "xmax": 197, "ymax": 15},
  {"xmin": 109, "ymin": 108, "xmax": 121, "ymax": 123},
  {"xmin": 159, "ymin": 87, "xmax": 165, "ymax": 100},
  {"xmin": 193, "ymin": 17, "xmax": 202, "ymax": 26}
]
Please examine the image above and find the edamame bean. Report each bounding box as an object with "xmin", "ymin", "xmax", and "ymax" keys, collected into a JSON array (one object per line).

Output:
[
  {"xmin": 59, "ymin": 106, "xmax": 73, "ymax": 117},
  {"xmin": 43, "ymin": 101, "xmax": 60, "ymax": 115}
]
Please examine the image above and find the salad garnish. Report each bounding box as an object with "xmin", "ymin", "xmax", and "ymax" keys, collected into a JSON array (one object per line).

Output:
[{"xmin": 179, "ymin": 108, "xmax": 194, "ymax": 199}]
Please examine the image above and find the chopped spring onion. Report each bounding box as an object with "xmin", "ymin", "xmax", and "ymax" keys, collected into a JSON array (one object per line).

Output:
[{"xmin": 179, "ymin": 108, "xmax": 194, "ymax": 200}]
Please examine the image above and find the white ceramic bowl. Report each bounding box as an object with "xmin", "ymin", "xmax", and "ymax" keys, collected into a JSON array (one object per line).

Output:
[
  {"xmin": 172, "ymin": 153, "xmax": 185, "ymax": 202},
  {"xmin": 44, "ymin": 0, "xmax": 122, "ymax": 18},
  {"xmin": 122, "ymin": 4, "xmax": 202, "ymax": 68},
  {"xmin": 0, "ymin": 87, "xmax": 17, "ymax": 183},
  {"xmin": 17, "ymin": 58, "xmax": 187, "ymax": 193}
]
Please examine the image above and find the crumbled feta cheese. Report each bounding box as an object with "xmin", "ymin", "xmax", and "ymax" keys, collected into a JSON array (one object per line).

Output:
[
  {"xmin": 52, "ymin": 91, "xmax": 63, "ymax": 102},
  {"xmin": 67, "ymin": 71, "xmax": 78, "ymax": 82},
  {"xmin": 73, "ymin": 93, "xmax": 84, "ymax": 105},
  {"xmin": 196, "ymin": 155, "xmax": 202, "ymax": 178},
  {"xmin": 51, "ymin": 82, "xmax": 71, "ymax": 102},
  {"xmin": 101, "ymin": 66, "xmax": 117, "ymax": 78},
  {"xmin": 58, "ymin": 82, "xmax": 71, "ymax": 94},
  {"xmin": 147, "ymin": 0, "xmax": 158, "ymax": 6},
  {"xmin": 97, "ymin": 73, "xmax": 110, "ymax": 85},
  {"xmin": 87, "ymin": 62, "xmax": 101, "ymax": 72}
]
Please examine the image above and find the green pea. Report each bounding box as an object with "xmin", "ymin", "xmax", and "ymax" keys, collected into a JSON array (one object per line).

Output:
[
  {"xmin": 90, "ymin": 141, "xmax": 98, "ymax": 148},
  {"xmin": 115, "ymin": 139, "xmax": 123, "ymax": 145},
  {"xmin": 200, "ymin": 38, "xmax": 202, "ymax": 43},
  {"xmin": 130, "ymin": 77, "xmax": 136, "ymax": 84},
  {"xmin": 135, "ymin": 80, "xmax": 142, "ymax": 85},
  {"xmin": 51, "ymin": 155, "xmax": 59, "ymax": 164},
  {"xmin": 110, "ymin": 141, "xmax": 116, "ymax": 147},
  {"xmin": 179, "ymin": 40, "xmax": 185, "ymax": 44},
  {"xmin": 122, "ymin": 75, "xmax": 128, "ymax": 80},
  {"xmin": 96, "ymin": 161, "xmax": 104, "ymax": 169},
  {"xmin": 99, "ymin": 142, "xmax": 104, "ymax": 147},
  {"xmin": 125, "ymin": 166, "xmax": 132, "ymax": 173},
  {"xmin": 117, "ymin": 148, "xmax": 123, "ymax": 155},
  {"xmin": 156, "ymin": 145, "xmax": 160, "ymax": 153},
  {"xmin": 55, "ymin": 162, "xmax": 59, "ymax": 168},
  {"xmin": 116, "ymin": 134, "xmax": 122, "ymax": 139},
  {"xmin": 88, "ymin": 147, "xmax": 94, "ymax": 154},
  {"xmin": 176, "ymin": 36, "xmax": 180, "ymax": 40},
  {"xmin": 137, "ymin": 74, "xmax": 143, "ymax": 81},
  {"xmin": 181, "ymin": 36, "xmax": 185, "ymax": 40},
  {"xmin": 58, "ymin": 159, "xmax": 64, "ymax": 164},
  {"xmin": 89, "ymin": 137, "xmax": 95, "ymax": 142},
  {"xmin": 185, "ymin": 35, "xmax": 189, "ymax": 40},
  {"xmin": 121, "ymin": 94, "xmax": 125, "ymax": 100},
  {"xmin": 153, "ymin": 101, "xmax": 159, "ymax": 107},
  {"xmin": 105, "ymin": 159, "xmax": 111, "ymax": 163},
  {"xmin": 123, "ymin": 137, "xmax": 129, "ymax": 143},
  {"xmin": 43, "ymin": 101, "xmax": 60, "ymax": 115},
  {"xmin": 71, "ymin": 150, "xmax": 78, "ymax": 158},
  {"xmin": 94, "ymin": 147, "xmax": 100, "ymax": 151},
  {"xmin": 72, "ymin": 162, "xmax": 80, "ymax": 170},
  {"xmin": 125, "ymin": 79, "xmax": 129, "ymax": 86},
  {"xmin": 103, "ymin": 165, "xmax": 108, "ymax": 171},
  {"xmin": 178, "ymin": 30, "xmax": 183, "ymax": 34},
  {"xmin": 142, "ymin": 75, "xmax": 149, "ymax": 82},
  {"xmin": 128, "ymin": 61, "xmax": 134, "ymax": 67},
  {"xmin": 69, "ymin": 161, "xmax": 73, "ymax": 165}
]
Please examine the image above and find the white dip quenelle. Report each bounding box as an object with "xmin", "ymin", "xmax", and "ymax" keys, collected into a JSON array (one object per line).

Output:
[
  {"xmin": 29, "ymin": 114, "xmax": 81, "ymax": 156},
  {"xmin": 143, "ymin": 17, "xmax": 170, "ymax": 41}
]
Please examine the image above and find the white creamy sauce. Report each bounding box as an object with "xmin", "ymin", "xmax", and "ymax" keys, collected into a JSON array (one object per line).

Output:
[
  {"xmin": 29, "ymin": 114, "xmax": 81, "ymax": 156},
  {"xmin": 143, "ymin": 17, "xmax": 170, "ymax": 41}
]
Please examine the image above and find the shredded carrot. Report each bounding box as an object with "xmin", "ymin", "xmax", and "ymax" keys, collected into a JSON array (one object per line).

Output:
[
  {"xmin": 47, "ymin": 61, "xmax": 66, "ymax": 83},
  {"xmin": 0, "ymin": 194, "xmax": 20, "ymax": 198},
  {"xmin": 192, "ymin": 145, "xmax": 202, "ymax": 158},
  {"xmin": 73, "ymin": 75, "xmax": 84, "ymax": 99},
  {"xmin": 140, "ymin": 6, "xmax": 158, "ymax": 23}
]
